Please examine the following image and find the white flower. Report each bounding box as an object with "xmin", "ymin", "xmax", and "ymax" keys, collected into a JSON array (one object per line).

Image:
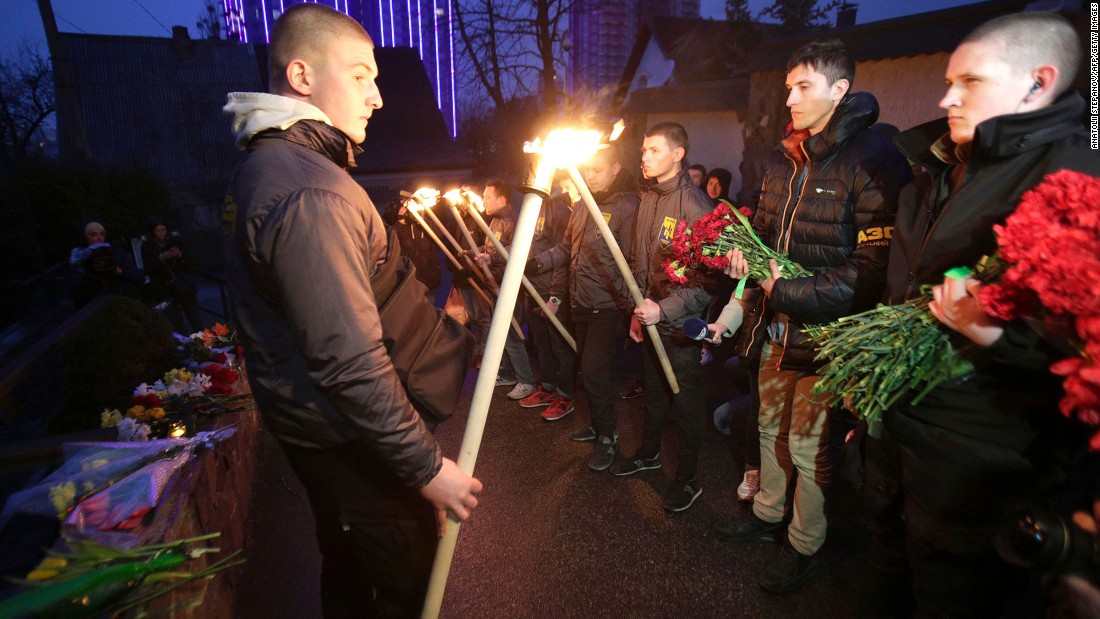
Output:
[
  {"xmin": 116, "ymin": 418, "xmax": 151, "ymax": 442},
  {"xmin": 166, "ymin": 380, "xmax": 190, "ymax": 397},
  {"xmin": 188, "ymin": 373, "xmax": 211, "ymax": 395},
  {"xmin": 132, "ymin": 383, "xmax": 158, "ymax": 396}
]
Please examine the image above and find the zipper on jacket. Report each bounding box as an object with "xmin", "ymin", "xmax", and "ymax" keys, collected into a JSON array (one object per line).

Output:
[
  {"xmin": 774, "ymin": 141, "xmax": 812, "ymax": 370},
  {"xmin": 908, "ymin": 162, "xmax": 954, "ymax": 299}
]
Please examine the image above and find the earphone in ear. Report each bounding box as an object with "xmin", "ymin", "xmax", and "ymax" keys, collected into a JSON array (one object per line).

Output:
[{"xmin": 1028, "ymin": 81, "xmax": 1042, "ymax": 96}]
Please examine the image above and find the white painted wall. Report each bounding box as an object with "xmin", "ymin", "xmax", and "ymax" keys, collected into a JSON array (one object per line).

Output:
[{"xmin": 650, "ymin": 110, "xmax": 746, "ymax": 200}]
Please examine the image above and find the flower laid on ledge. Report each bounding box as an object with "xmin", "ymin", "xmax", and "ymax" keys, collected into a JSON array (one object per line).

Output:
[
  {"xmin": 806, "ymin": 170, "xmax": 1100, "ymax": 449},
  {"xmin": 96, "ymin": 322, "xmax": 248, "ymax": 442},
  {"xmin": 176, "ymin": 322, "xmax": 243, "ymax": 367},
  {"xmin": 664, "ymin": 200, "xmax": 811, "ymax": 287},
  {"xmin": 0, "ymin": 533, "xmax": 243, "ymax": 617}
]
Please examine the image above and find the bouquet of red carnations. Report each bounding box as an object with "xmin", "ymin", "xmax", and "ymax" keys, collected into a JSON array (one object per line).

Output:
[
  {"xmin": 663, "ymin": 201, "xmax": 810, "ymax": 287},
  {"xmin": 807, "ymin": 170, "xmax": 1100, "ymax": 449}
]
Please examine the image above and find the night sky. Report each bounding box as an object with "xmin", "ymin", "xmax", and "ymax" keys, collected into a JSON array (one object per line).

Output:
[{"xmin": 2, "ymin": 0, "xmax": 988, "ymax": 61}]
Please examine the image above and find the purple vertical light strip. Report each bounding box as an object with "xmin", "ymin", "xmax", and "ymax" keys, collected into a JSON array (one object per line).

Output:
[
  {"xmin": 223, "ymin": 0, "xmax": 232, "ymax": 39},
  {"xmin": 447, "ymin": 0, "xmax": 456, "ymax": 137},
  {"xmin": 432, "ymin": 0, "xmax": 441, "ymax": 107},
  {"xmin": 378, "ymin": 0, "xmax": 386, "ymax": 47},
  {"xmin": 261, "ymin": 0, "xmax": 270, "ymax": 43},
  {"xmin": 416, "ymin": 0, "xmax": 423, "ymax": 58},
  {"xmin": 407, "ymin": 0, "xmax": 413, "ymax": 46},
  {"xmin": 388, "ymin": 0, "xmax": 396, "ymax": 45},
  {"xmin": 239, "ymin": 0, "xmax": 250, "ymax": 42}
]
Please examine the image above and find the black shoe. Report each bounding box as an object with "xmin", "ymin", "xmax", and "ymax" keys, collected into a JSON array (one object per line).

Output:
[
  {"xmin": 759, "ymin": 544, "xmax": 820, "ymax": 595},
  {"xmin": 662, "ymin": 478, "xmax": 702, "ymax": 513},
  {"xmin": 587, "ymin": 436, "xmax": 617, "ymax": 471},
  {"xmin": 608, "ymin": 452, "xmax": 661, "ymax": 476},
  {"xmin": 570, "ymin": 426, "xmax": 597, "ymax": 442},
  {"xmin": 618, "ymin": 384, "xmax": 645, "ymax": 399},
  {"xmin": 714, "ymin": 513, "xmax": 783, "ymax": 544}
]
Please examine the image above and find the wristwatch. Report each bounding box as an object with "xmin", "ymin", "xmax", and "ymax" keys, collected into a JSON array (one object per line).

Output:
[{"xmin": 548, "ymin": 296, "xmax": 562, "ymax": 306}]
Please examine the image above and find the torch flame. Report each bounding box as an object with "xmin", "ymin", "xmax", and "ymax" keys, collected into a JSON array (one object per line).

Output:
[
  {"xmin": 412, "ymin": 187, "xmax": 440, "ymax": 208},
  {"xmin": 610, "ymin": 118, "xmax": 625, "ymax": 142},
  {"xmin": 523, "ymin": 129, "xmax": 603, "ymax": 169},
  {"xmin": 466, "ymin": 190, "xmax": 485, "ymax": 213}
]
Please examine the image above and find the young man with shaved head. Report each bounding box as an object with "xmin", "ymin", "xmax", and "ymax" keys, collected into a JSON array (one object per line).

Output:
[
  {"xmin": 862, "ymin": 12, "xmax": 1100, "ymax": 616},
  {"xmin": 222, "ymin": 5, "xmax": 481, "ymax": 616}
]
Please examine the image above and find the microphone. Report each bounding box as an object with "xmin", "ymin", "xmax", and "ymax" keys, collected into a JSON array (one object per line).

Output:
[{"xmin": 683, "ymin": 317, "xmax": 715, "ymax": 341}]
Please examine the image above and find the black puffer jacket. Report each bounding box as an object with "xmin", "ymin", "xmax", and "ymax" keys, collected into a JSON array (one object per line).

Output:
[
  {"xmin": 752, "ymin": 91, "xmax": 912, "ymax": 370},
  {"xmin": 224, "ymin": 115, "xmax": 441, "ymax": 489},
  {"xmin": 881, "ymin": 92, "xmax": 1100, "ymax": 552},
  {"xmin": 534, "ymin": 169, "xmax": 639, "ymax": 311}
]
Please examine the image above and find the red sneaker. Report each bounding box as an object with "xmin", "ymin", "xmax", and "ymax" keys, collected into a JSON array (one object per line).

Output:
[
  {"xmin": 519, "ymin": 386, "xmax": 556, "ymax": 408},
  {"xmin": 540, "ymin": 396, "xmax": 574, "ymax": 421}
]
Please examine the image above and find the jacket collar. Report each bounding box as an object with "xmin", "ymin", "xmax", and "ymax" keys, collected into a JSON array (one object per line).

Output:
[
  {"xmin": 649, "ymin": 169, "xmax": 693, "ymax": 196},
  {"xmin": 895, "ymin": 91, "xmax": 1088, "ymax": 171},
  {"xmin": 779, "ymin": 91, "xmax": 879, "ymax": 161},
  {"xmin": 223, "ymin": 92, "xmax": 361, "ymax": 169},
  {"xmin": 593, "ymin": 168, "xmax": 640, "ymax": 203},
  {"xmin": 270, "ymin": 120, "xmax": 361, "ymax": 169}
]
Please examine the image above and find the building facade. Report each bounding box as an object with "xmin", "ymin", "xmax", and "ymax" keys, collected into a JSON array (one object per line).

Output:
[
  {"xmin": 567, "ymin": 0, "xmax": 700, "ymax": 98},
  {"xmin": 230, "ymin": 0, "xmax": 459, "ymax": 136}
]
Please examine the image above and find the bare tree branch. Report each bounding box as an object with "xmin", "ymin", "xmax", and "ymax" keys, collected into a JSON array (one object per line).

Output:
[{"xmin": 0, "ymin": 44, "xmax": 56, "ymax": 166}]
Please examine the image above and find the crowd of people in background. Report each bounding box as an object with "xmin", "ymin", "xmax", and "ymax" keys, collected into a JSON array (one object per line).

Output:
[
  {"xmin": 67, "ymin": 218, "xmax": 204, "ymax": 334},
  {"xmin": 380, "ymin": 10, "xmax": 1100, "ymax": 616}
]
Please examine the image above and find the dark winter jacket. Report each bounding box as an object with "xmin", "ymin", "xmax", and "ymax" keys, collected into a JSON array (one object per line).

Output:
[
  {"xmin": 881, "ymin": 92, "xmax": 1100, "ymax": 551},
  {"xmin": 750, "ymin": 91, "xmax": 912, "ymax": 370},
  {"xmin": 533, "ymin": 170, "xmax": 639, "ymax": 311},
  {"xmin": 528, "ymin": 194, "xmax": 571, "ymax": 297},
  {"xmin": 383, "ymin": 206, "xmax": 441, "ymax": 291},
  {"xmin": 482, "ymin": 211, "xmax": 516, "ymax": 284},
  {"xmin": 223, "ymin": 108, "xmax": 441, "ymax": 490},
  {"xmin": 633, "ymin": 169, "xmax": 714, "ymax": 333}
]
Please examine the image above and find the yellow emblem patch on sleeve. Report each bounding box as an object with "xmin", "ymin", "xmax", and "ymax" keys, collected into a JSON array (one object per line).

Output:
[{"xmin": 659, "ymin": 216, "xmax": 677, "ymax": 247}]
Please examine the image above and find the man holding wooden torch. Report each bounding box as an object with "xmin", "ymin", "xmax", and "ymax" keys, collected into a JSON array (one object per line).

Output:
[
  {"xmin": 222, "ymin": 5, "xmax": 481, "ymax": 616},
  {"xmin": 610, "ymin": 122, "xmax": 714, "ymax": 513}
]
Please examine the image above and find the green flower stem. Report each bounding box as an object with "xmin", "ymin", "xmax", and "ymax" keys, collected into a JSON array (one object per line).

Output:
[{"xmin": 806, "ymin": 293, "xmax": 974, "ymax": 421}]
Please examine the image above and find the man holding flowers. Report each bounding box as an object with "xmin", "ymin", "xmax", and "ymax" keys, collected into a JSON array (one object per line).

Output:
[
  {"xmin": 609, "ymin": 122, "xmax": 714, "ymax": 514},
  {"xmin": 862, "ymin": 12, "xmax": 1100, "ymax": 617},
  {"xmin": 712, "ymin": 39, "xmax": 912, "ymax": 596}
]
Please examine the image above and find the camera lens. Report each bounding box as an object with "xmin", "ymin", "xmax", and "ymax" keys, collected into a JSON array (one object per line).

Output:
[
  {"xmin": 997, "ymin": 509, "xmax": 1066, "ymax": 569},
  {"xmin": 996, "ymin": 504, "xmax": 1100, "ymax": 583}
]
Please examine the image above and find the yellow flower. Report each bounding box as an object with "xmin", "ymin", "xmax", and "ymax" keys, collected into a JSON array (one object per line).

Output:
[
  {"xmin": 151, "ymin": 408, "xmax": 166, "ymax": 420},
  {"xmin": 100, "ymin": 408, "xmax": 123, "ymax": 428},
  {"xmin": 127, "ymin": 405, "xmax": 146, "ymax": 419},
  {"xmin": 49, "ymin": 482, "xmax": 76, "ymax": 520},
  {"xmin": 39, "ymin": 557, "xmax": 68, "ymax": 569},
  {"xmin": 81, "ymin": 458, "xmax": 109, "ymax": 472},
  {"xmin": 26, "ymin": 569, "xmax": 59, "ymax": 581}
]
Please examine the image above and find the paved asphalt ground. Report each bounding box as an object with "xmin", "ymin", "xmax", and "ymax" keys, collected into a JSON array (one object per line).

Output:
[{"xmin": 235, "ymin": 342, "xmax": 868, "ymax": 618}]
